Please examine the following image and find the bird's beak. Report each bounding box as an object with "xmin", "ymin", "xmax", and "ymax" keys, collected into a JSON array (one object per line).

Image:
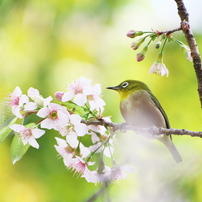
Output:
[{"xmin": 106, "ymin": 85, "xmax": 120, "ymax": 91}]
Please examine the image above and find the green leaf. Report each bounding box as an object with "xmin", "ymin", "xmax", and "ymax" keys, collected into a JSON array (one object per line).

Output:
[
  {"xmin": 10, "ymin": 135, "xmax": 30, "ymax": 164},
  {"xmin": 0, "ymin": 116, "xmax": 18, "ymax": 142},
  {"xmin": 25, "ymin": 123, "xmax": 36, "ymax": 128}
]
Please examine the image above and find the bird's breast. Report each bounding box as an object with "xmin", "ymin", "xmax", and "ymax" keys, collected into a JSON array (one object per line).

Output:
[{"xmin": 120, "ymin": 90, "xmax": 166, "ymax": 128}]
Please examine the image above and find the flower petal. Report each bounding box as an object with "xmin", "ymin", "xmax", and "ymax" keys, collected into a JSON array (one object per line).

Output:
[
  {"xmin": 69, "ymin": 114, "xmax": 81, "ymax": 125},
  {"xmin": 12, "ymin": 86, "xmax": 22, "ymax": 97},
  {"xmin": 12, "ymin": 105, "xmax": 23, "ymax": 118},
  {"xmin": 28, "ymin": 87, "xmax": 40, "ymax": 98},
  {"xmin": 74, "ymin": 123, "xmax": 88, "ymax": 137},
  {"xmin": 37, "ymin": 107, "xmax": 50, "ymax": 118},
  {"xmin": 32, "ymin": 128, "xmax": 45, "ymax": 138},
  {"xmin": 40, "ymin": 118, "xmax": 54, "ymax": 129},
  {"xmin": 43, "ymin": 96, "xmax": 53, "ymax": 106},
  {"xmin": 62, "ymin": 91, "xmax": 74, "ymax": 102},
  {"xmin": 10, "ymin": 124, "xmax": 25, "ymax": 132},
  {"xmin": 24, "ymin": 102, "xmax": 37, "ymax": 111},
  {"xmin": 74, "ymin": 93, "xmax": 87, "ymax": 106},
  {"xmin": 19, "ymin": 94, "xmax": 29, "ymax": 106},
  {"xmin": 28, "ymin": 136, "xmax": 39, "ymax": 149},
  {"xmin": 66, "ymin": 133, "xmax": 78, "ymax": 148}
]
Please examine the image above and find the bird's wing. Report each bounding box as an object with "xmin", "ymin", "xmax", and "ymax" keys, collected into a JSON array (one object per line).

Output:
[{"xmin": 148, "ymin": 92, "xmax": 170, "ymax": 129}]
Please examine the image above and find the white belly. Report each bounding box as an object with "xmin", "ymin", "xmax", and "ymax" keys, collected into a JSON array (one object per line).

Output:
[{"xmin": 120, "ymin": 91, "xmax": 166, "ymax": 129}]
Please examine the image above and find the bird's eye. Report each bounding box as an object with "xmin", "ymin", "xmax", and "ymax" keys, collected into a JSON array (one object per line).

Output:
[{"xmin": 121, "ymin": 82, "xmax": 129, "ymax": 88}]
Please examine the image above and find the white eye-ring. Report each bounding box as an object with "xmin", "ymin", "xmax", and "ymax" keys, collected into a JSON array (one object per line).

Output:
[{"xmin": 121, "ymin": 82, "xmax": 129, "ymax": 88}]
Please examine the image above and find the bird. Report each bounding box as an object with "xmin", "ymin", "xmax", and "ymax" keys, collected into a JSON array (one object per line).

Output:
[{"xmin": 107, "ymin": 80, "xmax": 182, "ymax": 163}]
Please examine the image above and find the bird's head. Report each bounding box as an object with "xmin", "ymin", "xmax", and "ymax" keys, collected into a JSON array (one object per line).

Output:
[{"xmin": 107, "ymin": 80, "xmax": 151, "ymax": 100}]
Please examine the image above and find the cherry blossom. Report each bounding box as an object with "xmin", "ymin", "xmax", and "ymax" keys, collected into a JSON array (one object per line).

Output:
[
  {"xmin": 8, "ymin": 86, "xmax": 29, "ymax": 118},
  {"xmin": 88, "ymin": 118, "xmax": 114, "ymax": 157},
  {"xmin": 54, "ymin": 114, "xmax": 89, "ymax": 137},
  {"xmin": 87, "ymin": 84, "xmax": 106, "ymax": 112},
  {"xmin": 62, "ymin": 77, "xmax": 106, "ymax": 113},
  {"xmin": 5, "ymin": 77, "xmax": 132, "ymax": 183},
  {"xmin": 84, "ymin": 164, "xmax": 133, "ymax": 183},
  {"xmin": 55, "ymin": 136, "xmax": 91, "ymax": 159},
  {"xmin": 9, "ymin": 124, "xmax": 45, "ymax": 149},
  {"xmin": 54, "ymin": 137, "xmax": 74, "ymax": 159},
  {"xmin": 69, "ymin": 114, "xmax": 88, "ymax": 137},
  {"xmin": 25, "ymin": 87, "xmax": 52, "ymax": 110},
  {"xmin": 89, "ymin": 141, "xmax": 114, "ymax": 158},
  {"xmin": 88, "ymin": 124, "xmax": 107, "ymax": 143},
  {"xmin": 37, "ymin": 103, "xmax": 70, "ymax": 131},
  {"xmin": 54, "ymin": 137, "xmax": 91, "ymax": 172},
  {"xmin": 149, "ymin": 62, "xmax": 169, "ymax": 77},
  {"xmin": 62, "ymin": 76, "xmax": 92, "ymax": 106},
  {"xmin": 70, "ymin": 157, "xmax": 95, "ymax": 175}
]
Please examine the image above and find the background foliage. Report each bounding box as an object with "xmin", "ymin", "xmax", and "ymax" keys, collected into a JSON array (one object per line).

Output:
[{"xmin": 0, "ymin": 0, "xmax": 202, "ymax": 201}]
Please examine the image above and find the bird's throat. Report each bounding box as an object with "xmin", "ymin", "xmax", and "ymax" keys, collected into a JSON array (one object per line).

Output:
[{"xmin": 119, "ymin": 90, "xmax": 131, "ymax": 101}]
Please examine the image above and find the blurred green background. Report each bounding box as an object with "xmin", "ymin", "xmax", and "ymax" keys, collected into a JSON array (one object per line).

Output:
[{"xmin": 0, "ymin": 0, "xmax": 202, "ymax": 201}]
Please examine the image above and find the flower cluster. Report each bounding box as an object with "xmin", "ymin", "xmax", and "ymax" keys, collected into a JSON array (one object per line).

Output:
[
  {"xmin": 126, "ymin": 30, "xmax": 192, "ymax": 77},
  {"xmin": 4, "ymin": 77, "xmax": 133, "ymax": 183}
]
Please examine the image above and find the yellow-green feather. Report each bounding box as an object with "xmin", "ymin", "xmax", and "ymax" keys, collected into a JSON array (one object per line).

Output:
[{"xmin": 107, "ymin": 79, "xmax": 182, "ymax": 163}]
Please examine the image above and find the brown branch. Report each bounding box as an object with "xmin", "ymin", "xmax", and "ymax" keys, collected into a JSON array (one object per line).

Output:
[
  {"xmin": 156, "ymin": 27, "xmax": 182, "ymax": 36},
  {"xmin": 82, "ymin": 119, "xmax": 202, "ymax": 137},
  {"xmin": 174, "ymin": 0, "xmax": 202, "ymax": 107}
]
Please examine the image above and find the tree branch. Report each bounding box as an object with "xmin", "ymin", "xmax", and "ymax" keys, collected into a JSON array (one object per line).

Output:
[
  {"xmin": 156, "ymin": 27, "xmax": 182, "ymax": 36},
  {"xmin": 174, "ymin": 0, "xmax": 202, "ymax": 107},
  {"xmin": 82, "ymin": 119, "xmax": 202, "ymax": 138}
]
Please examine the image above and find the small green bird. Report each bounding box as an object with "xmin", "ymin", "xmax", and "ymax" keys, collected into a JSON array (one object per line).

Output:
[{"xmin": 107, "ymin": 80, "xmax": 182, "ymax": 163}]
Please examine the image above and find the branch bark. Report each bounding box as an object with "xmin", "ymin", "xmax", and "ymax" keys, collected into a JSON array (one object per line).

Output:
[
  {"xmin": 82, "ymin": 119, "xmax": 202, "ymax": 138},
  {"xmin": 174, "ymin": 0, "xmax": 202, "ymax": 107}
]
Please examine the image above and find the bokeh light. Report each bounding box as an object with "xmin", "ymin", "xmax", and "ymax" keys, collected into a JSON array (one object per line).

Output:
[{"xmin": 0, "ymin": 0, "xmax": 202, "ymax": 201}]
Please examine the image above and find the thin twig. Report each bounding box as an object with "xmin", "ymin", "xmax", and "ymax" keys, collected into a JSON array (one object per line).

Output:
[{"xmin": 156, "ymin": 27, "xmax": 182, "ymax": 36}]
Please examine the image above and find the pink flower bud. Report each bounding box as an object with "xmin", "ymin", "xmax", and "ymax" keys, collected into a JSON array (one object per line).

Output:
[
  {"xmin": 130, "ymin": 37, "xmax": 146, "ymax": 51},
  {"xmin": 131, "ymin": 42, "xmax": 138, "ymax": 50},
  {"xmin": 136, "ymin": 53, "xmax": 145, "ymax": 62},
  {"xmin": 126, "ymin": 30, "xmax": 143, "ymax": 38},
  {"xmin": 127, "ymin": 30, "xmax": 136, "ymax": 38},
  {"xmin": 54, "ymin": 91, "xmax": 64, "ymax": 101},
  {"xmin": 136, "ymin": 46, "xmax": 148, "ymax": 62}
]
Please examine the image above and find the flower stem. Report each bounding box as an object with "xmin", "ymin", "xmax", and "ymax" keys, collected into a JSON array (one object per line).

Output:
[
  {"xmin": 160, "ymin": 37, "xmax": 168, "ymax": 55},
  {"xmin": 86, "ymin": 134, "xmax": 113, "ymax": 162},
  {"xmin": 84, "ymin": 104, "xmax": 97, "ymax": 119}
]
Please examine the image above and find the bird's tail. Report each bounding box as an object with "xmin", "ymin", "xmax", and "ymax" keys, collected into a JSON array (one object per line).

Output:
[{"xmin": 159, "ymin": 136, "xmax": 182, "ymax": 163}]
